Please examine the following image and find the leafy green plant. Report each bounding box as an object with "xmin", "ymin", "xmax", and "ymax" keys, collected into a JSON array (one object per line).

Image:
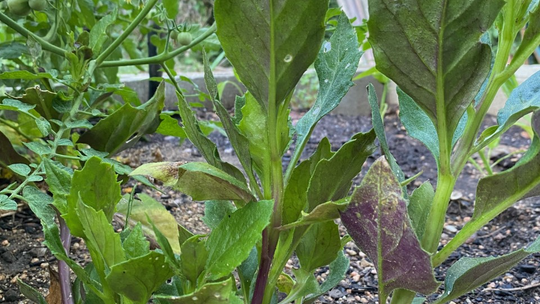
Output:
[
  {"xmin": 338, "ymin": 1, "xmax": 540, "ymax": 303},
  {"xmin": 130, "ymin": 2, "xmax": 374, "ymax": 303}
]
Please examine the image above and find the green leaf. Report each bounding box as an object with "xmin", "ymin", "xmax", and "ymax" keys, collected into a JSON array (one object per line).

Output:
[
  {"xmin": 202, "ymin": 200, "xmax": 237, "ymax": 230},
  {"xmin": 238, "ymin": 92, "xmax": 271, "ymax": 178},
  {"xmin": 106, "ymin": 251, "xmax": 173, "ymax": 304},
  {"xmin": 296, "ymin": 221, "xmax": 341, "ymax": 272},
  {"xmin": 398, "ymin": 87, "xmax": 440, "ymax": 162},
  {"xmin": 8, "ymin": 163, "xmax": 30, "ymax": 176},
  {"xmin": 77, "ymin": 200, "xmax": 125, "ymax": 269},
  {"xmin": 24, "ymin": 142, "xmax": 52, "ymax": 155},
  {"xmin": 64, "ymin": 157, "xmax": 121, "ymax": 237},
  {"xmin": 280, "ymin": 198, "xmax": 349, "ymax": 230},
  {"xmin": 89, "ymin": 8, "xmax": 117, "ymax": 54},
  {"xmin": 206, "ymin": 200, "xmax": 273, "ymax": 280},
  {"xmin": 0, "ymin": 193, "xmax": 16, "ymax": 210},
  {"xmin": 214, "ymin": 0, "xmax": 329, "ymax": 107},
  {"xmin": 10, "ymin": 79, "xmax": 59, "ymax": 120},
  {"xmin": 79, "ymin": 82, "xmax": 165, "ymax": 155},
  {"xmin": 368, "ymin": 0, "xmax": 504, "ymax": 136},
  {"xmin": 307, "ymin": 130, "xmax": 376, "ymax": 211},
  {"xmin": 181, "ymin": 235, "xmax": 209, "ymax": 287},
  {"xmin": 341, "ymin": 157, "xmax": 439, "ymax": 298},
  {"xmin": 368, "ymin": 84, "xmax": 406, "ymax": 185},
  {"xmin": 150, "ymin": 218, "xmax": 182, "ymax": 272},
  {"xmin": 163, "ymin": 0, "xmax": 179, "ymax": 20},
  {"xmin": 122, "ymin": 224, "xmax": 150, "ymax": 259},
  {"xmin": 282, "ymin": 138, "xmax": 333, "ymax": 225},
  {"xmin": 116, "ymin": 193, "xmax": 181, "ymax": 254},
  {"xmin": 434, "ymin": 236, "xmax": 540, "ymax": 304},
  {"xmin": 131, "ymin": 162, "xmax": 255, "ymax": 203},
  {"xmin": 408, "ymin": 181, "xmax": 435, "ymax": 241},
  {"xmin": 43, "ymin": 159, "xmax": 72, "ymax": 212},
  {"xmin": 22, "ymin": 186, "xmax": 56, "ymax": 228},
  {"xmin": 17, "ymin": 279, "xmax": 47, "ymax": 304},
  {"xmin": 292, "ymin": 13, "xmax": 362, "ymax": 168},
  {"xmin": 278, "ymin": 269, "xmax": 320, "ymax": 304},
  {"xmin": 154, "ymin": 278, "xmax": 235, "ymax": 304},
  {"xmin": 77, "ymin": 0, "xmax": 96, "ymax": 27},
  {"xmin": 0, "ymin": 70, "xmax": 54, "ymax": 80},
  {"xmin": 238, "ymin": 247, "xmax": 258, "ymax": 301},
  {"xmin": 0, "ymin": 42, "xmax": 29, "ymax": 59},
  {"xmin": 513, "ymin": 3, "xmax": 540, "ymax": 62},
  {"xmin": 156, "ymin": 114, "xmax": 187, "ymax": 138},
  {"xmin": 305, "ymin": 251, "xmax": 350, "ymax": 303},
  {"xmin": 477, "ymin": 70, "xmax": 540, "ymax": 151}
]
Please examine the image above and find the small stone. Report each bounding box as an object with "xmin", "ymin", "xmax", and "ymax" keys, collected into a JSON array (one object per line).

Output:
[
  {"xmin": 31, "ymin": 258, "xmax": 39, "ymax": 264},
  {"xmin": 30, "ymin": 247, "xmax": 47, "ymax": 257},
  {"xmin": 450, "ymin": 191, "xmax": 462, "ymax": 201},
  {"xmin": 328, "ymin": 289, "xmax": 345, "ymax": 299},
  {"xmin": 519, "ymin": 264, "xmax": 536, "ymax": 274},
  {"xmin": 345, "ymin": 249, "xmax": 357, "ymax": 256},
  {"xmin": 360, "ymin": 298, "xmax": 369, "ymax": 303},
  {"xmin": 1, "ymin": 240, "xmax": 9, "ymax": 246},
  {"xmin": 224, "ymin": 148, "xmax": 234, "ymax": 154},
  {"xmin": 72, "ymin": 242, "xmax": 80, "ymax": 250},
  {"xmin": 4, "ymin": 289, "xmax": 18, "ymax": 302},
  {"xmin": 1, "ymin": 251, "xmax": 16, "ymax": 263},
  {"xmin": 40, "ymin": 262, "xmax": 49, "ymax": 269},
  {"xmin": 444, "ymin": 225, "xmax": 457, "ymax": 233}
]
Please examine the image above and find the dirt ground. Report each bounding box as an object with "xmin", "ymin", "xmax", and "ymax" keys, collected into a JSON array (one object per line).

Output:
[{"xmin": 1, "ymin": 107, "xmax": 539, "ymax": 303}]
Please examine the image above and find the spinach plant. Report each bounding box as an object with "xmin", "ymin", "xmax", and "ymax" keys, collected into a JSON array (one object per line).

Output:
[
  {"xmin": 339, "ymin": 1, "xmax": 540, "ymax": 303},
  {"xmin": 130, "ymin": 1, "xmax": 376, "ymax": 304}
]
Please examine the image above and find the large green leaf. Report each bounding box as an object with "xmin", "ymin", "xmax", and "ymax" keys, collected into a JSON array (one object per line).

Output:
[
  {"xmin": 434, "ymin": 236, "xmax": 540, "ymax": 304},
  {"xmin": 202, "ymin": 200, "xmax": 237, "ymax": 230},
  {"xmin": 43, "ymin": 159, "xmax": 72, "ymax": 213},
  {"xmin": 296, "ymin": 221, "xmax": 341, "ymax": 272},
  {"xmin": 214, "ymin": 0, "xmax": 329, "ymax": 108},
  {"xmin": 131, "ymin": 162, "xmax": 255, "ymax": 203},
  {"xmin": 116, "ymin": 193, "xmax": 181, "ymax": 254},
  {"xmin": 282, "ymin": 138, "xmax": 333, "ymax": 225},
  {"xmin": 64, "ymin": 157, "xmax": 121, "ymax": 237},
  {"xmin": 205, "ymin": 200, "xmax": 273, "ymax": 280},
  {"xmin": 89, "ymin": 8, "xmax": 116, "ymax": 54},
  {"xmin": 340, "ymin": 157, "xmax": 439, "ymax": 298},
  {"xmin": 22, "ymin": 186, "xmax": 56, "ymax": 228},
  {"xmin": 78, "ymin": 82, "xmax": 165, "ymax": 156},
  {"xmin": 180, "ymin": 235, "xmax": 209, "ymax": 287},
  {"xmin": 77, "ymin": 200, "xmax": 125, "ymax": 269},
  {"xmin": 291, "ymin": 13, "xmax": 363, "ymax": 172},
  {"xmin": 106, "ymin": 251, "xmax": 173, "ymax": 304},
  {"xmin": 154, "ymin": 278, "xmax": 235, "ymax": 304},
  {"xmin": 307, "ymin": 130, "xmax": 376, "ymax": 211},
  {"xmin": 368, "ymin": 0, "xmax": 504, "ymax": 135},
  {"xmin": 122, "ymin": 224, "xmax": 150, "ymax": 259}
]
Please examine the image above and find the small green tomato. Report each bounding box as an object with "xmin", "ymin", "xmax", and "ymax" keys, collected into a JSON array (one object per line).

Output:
[
  {"xmin": 177, "ymin": 32, "xmax": 193, "ymax": 46},
  {"xmin": 29, "ymin": 0, "xmax": 48, "ymax": 11},
  {"xmin": 7, "ymin": 0, "xmax": 31, "ymax": 16}
]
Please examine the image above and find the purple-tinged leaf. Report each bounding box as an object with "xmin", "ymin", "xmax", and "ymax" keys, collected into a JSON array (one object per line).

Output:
[{"xmin": 340, "ymin": 157, "xmax": 439, "ymax": 299}]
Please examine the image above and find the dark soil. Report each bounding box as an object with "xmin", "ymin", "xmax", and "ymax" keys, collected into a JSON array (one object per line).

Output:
[{"xmin": 1, "ymin": 108, "xmax": 539, "ymax": 304}]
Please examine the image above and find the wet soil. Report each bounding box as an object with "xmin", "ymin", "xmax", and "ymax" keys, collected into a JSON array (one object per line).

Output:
[{"xmin": 1, "ymin": 108, "xmax": 539, "ymax": 303}]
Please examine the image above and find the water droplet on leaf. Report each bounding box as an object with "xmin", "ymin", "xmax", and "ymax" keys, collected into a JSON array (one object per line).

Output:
[
  {"xmin": 323, "ymin": 41, "xmax": 332, "ymax": 53},
  {"xmin": 284, "ymin": 54, "xmax": 293, "ymax": 62}
]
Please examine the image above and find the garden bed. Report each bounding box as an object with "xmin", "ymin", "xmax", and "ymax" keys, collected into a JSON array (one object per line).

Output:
[{"xmin": 1, "ymin": 107, "xmax": 539, "ymax": 303}]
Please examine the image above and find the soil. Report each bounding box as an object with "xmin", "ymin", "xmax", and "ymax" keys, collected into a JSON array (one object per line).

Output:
[{"xmin": 1, "ymin": 107, "xmax": 539, "ymax": 304}]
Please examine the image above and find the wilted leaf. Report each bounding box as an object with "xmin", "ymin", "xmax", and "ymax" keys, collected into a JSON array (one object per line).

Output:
[
  {"xmin": 206, "ymin": 200, "xmax": 273, "ymax": 280},
  {"xmin": 341, "ymin": 157, "xmax": 439, "ymax": 297},
  {"xmin": 131, "ymin": 162, "xmax": 255, "ymax": 203},
  {"xmin": 368, "ymin": 0, "xmax": 504, "ymax": 136},
  {"xmin": 215, "ymin": 0, "xmax": 329, "ymax": 107},
  {"xmin": 117, "ymin": 193, "xmax": 181, "ymax": 254}
]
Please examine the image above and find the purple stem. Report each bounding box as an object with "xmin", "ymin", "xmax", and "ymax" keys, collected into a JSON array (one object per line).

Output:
[
  {"xmin": 58, "ymin": 216, "xmax": 74, "ymax": 304},
  {"xmin": 251, "ymin": 229, "xmax": 274, "ymax": 304}
]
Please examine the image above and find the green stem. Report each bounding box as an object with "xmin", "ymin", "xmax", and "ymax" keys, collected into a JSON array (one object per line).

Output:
[
  {"xmin": 95, "ymin": 0, "xmax": 159, "ymax": 65},
  {"xmin": 0, "ymin": 11, "xmax": 67, "ymax": 58},
  {"xmin": 99, "ymin": 23, "xmax": 217, "ymax": 68},
  {"xmin": 432, "ymin": 171, "xmax": 540, "ymax": 266},
  {"xmin": 478, "ymin": 149, "xmax": 493, "ymax": 176}
]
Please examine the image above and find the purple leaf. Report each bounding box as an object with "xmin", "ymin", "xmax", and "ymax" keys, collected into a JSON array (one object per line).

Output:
[{"xmin": 340, "ymin": 157, "xmax": 438, "ymax": 298}]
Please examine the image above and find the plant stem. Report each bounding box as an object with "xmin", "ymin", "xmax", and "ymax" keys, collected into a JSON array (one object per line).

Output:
[
  {"xmin": 99, "ymin": 23, "xmax": 217, "ymax": 68},
  {"xmin": 478, "ymin": 150, "xmax": 493, "ymax": 176},
  {"xmin": 0, "ymin": 11, "xmax": 67, "ymax": 57},
  {"xmin": 95, "ymin": 0, "xmax": 159, "ymax": 65},
  {"xmin": 58, "ymin": 216, "xmax": 74, "ymax": 304}
]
